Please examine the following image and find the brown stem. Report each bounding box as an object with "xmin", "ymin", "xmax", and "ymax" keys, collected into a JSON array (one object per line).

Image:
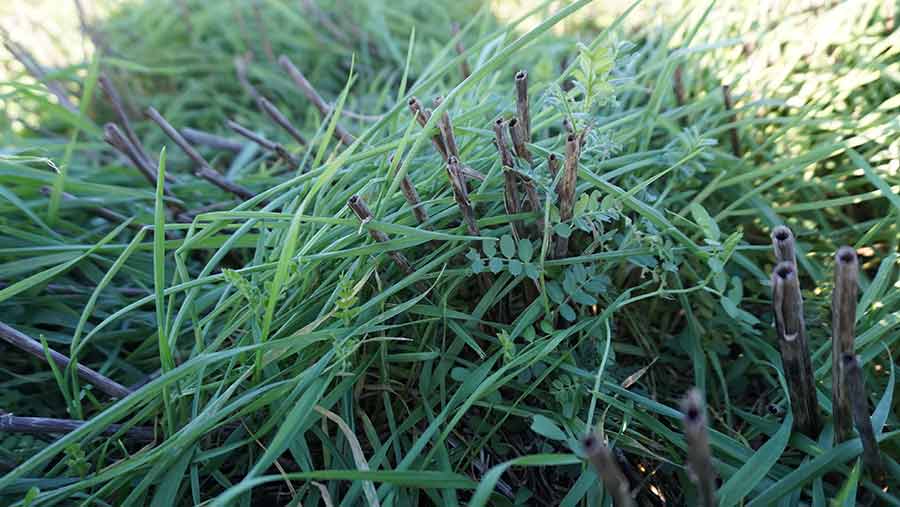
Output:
[
  {"xmin": 433, "ymin": 96, "xmax": 460, "ymax": 159},
  {"xmin": 347, "ymin": 195, "xmax": 422, "ymax": 288},
  {"xmin": 771, "ymin": 226, "xmax": 796, "ymax": 265},
  {"xmin": 145, "ymin": 107, "xmax": 256, "ymax": 201},
  {"xmin": 515, "ymin": 70, "xmax": 531, "ymax": 142},
  {"xmin": 494, "ymin": 118, "xmax": 522, "ymax": 237},
  {"xmin": 841, "ymin": 354, "xmax": 883, "ymax": 480},
  {"xmin": 548, "ymin": 153, "xmax": 560, "ymax": 179},
  {"xmin": 682, "ymin": 389, "xmax": 717, "ymax": 507},
  {"xmin": 181, "ymin": 128, "xmax": 243, "ymax": 152},
  {"xmin": 408, "ymin": 97, "xmax": 448, "ymax": 160},
  {"xmin": 450, "ymin": 23, "xmax": 471, "ymax": 79},
  {"xmin": 0, "ymin": 282, "xmax": 147, "ymax": 297},
  {"xmin": 457, "ymin": 165, "xmax": 485, "ymax": 182},
  {"xmin": 503, "ymin": 167, "xmax": 522, "ymax": 238},
  {"xmin": 399, "ymin": 176, "xmax": 429, "ymax": 225},
  {"xmin": 103, "ymin": 122, "xmax": 157, "ymax": 185},
  {"xmin": 512, "ymin": 168, "xmax": 544, "ymax": 237},
  {"xmin": 722, "ymin": 85, "xmax": 741, "ymax": 158},
  {"xmin": 832, "ymin": 246, "xmax": 858, "ymax": 444},
  {"xmin": 234, "ymin": 55, "xmax": 262, "ymax": 101},
  {"xmin": 507, "ymin": 118, "xmax": 532, "ymax": 163},
  {"xmin": 98, "ymin": 74, "xmax": 155, "ymax": 171},
  {"xmin": 39, "ymin": 187, "xmax": 142, "ymax": 232},
  {"xmin": 73, "ymin": 0, "xmax": 111, "ymax": 56},
  {"xmin": 252, "ymin": 0, "xmax": 275, "ymax": 62},
  {"xmin": 771, "ymin": 262, "xmax": 821, "ymax": 436},
  {"xmin": 2, "ymin": 37, "xmax": 77, "ymax": 113},
  {"xmin": 554, "ymin": 133, "xmax": 580, "ymax": 258},
  {"xmin": 673, "ymin": 65, "xmax": 685, "ymax": 108},
  {"xmin": 446, "ymin": 156, "xmax": 480, "ymax": 237},
  {"xmin": 0, "ymin": 321, "xmax": 131, "ymax": 399},
  {"xmin": 257, "ymin": 97, "xmax": 308, "ymax": 146},
  {"xmin": 103, "ymin": 123, "xmax": 184, "ymax": 214},
  {"xmin": 279, "ymin": 55, "xmax": 356, "ymax": 146},
  {"xmin": 493, "ymin": 118, "xmax": 515, "ymax": 169},
  {"xmin": 226, "ymin": 120, "xmax": 299, "ymax": 170},
  {"xmin": 300, "ymin": 0, "xmax": 351, "ymax": 45},
  {"xmin": 581, "ymin": 433, "xmax": 634, "ymax": 507},
  {"xmin": 0, "ymin": 412, "xmax": 155, "ymax": 443}
]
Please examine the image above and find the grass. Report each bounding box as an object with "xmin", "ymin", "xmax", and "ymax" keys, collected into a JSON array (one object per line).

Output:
[{"xmin": 1, "ymin": 0, "xmax": 899, "ymax": 505}]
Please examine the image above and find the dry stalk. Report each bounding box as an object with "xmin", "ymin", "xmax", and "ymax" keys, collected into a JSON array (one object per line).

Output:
[
  {"xmin": 2, "ymin": 36, "xmax": 77, "ymax": 113},
  {"xmin": 257, "ymin": 97, "xmax": 308, "ymax": 146},
  {"xmin": 682, "ymin": 389, "xmax": 717, "ymax": 507},
  {"xmin": 279, "ymin": 55, "xmax": 356, "ymax": 146},
  {"xmin": 181, "ymin": 128, "xmax": 243, "ymax": 152},
  {"xmin": 0, "ymin": 321, "xmax": 131, "ymax": 399},
  {"xmin": 507, "ymin": 118, "xmax": 531, "ymax": 163},
  {"xmin": 226, "ymin": 119, "xmax": 300, "ymax": 170},
  {"xmin": 771, "ymin": 262, "xmax": 821, "ymax": 436},
  {"xmin": 832, "ymin": 246, "xmax": 859, "ymax": 443},
  {"xmin": 99, "ymin": 74, "xmax": 155, "ymax": 171},
  {"xmin": 581, "ymin": 432, "xmax": 634, "ymax": 507},
  {"xmin": 771, "ymin": 226, "xmax": 797, "ymax": 265},
  {"xmin": 446, "ymin": 156, "xmax": 479, "ymax": 236},
  {"xmin": 515, "ymin": 70, "xmax": 531, "ymax": 142},
  {"xmin": 547, "ymin": 153, "xmax": 560, "ymax": 179},
  {"xmin": 347, "ymin": 195, "xmax": 427, "ymax": 294},
  {"xmin": 841, "ymin": 353, "xmax": 883, "ymax": 480},
  {"xmin": 433, "ymin": 96, "xmax": 460, "ymax": 159},
  {"xmin": 0, "ymin": 412, "xmax": 154, "ymax": 442},
  {"xmin": 408, "ymin": 97, "xmax": 448, "ymax": 160},
  {"xmin": 145, "ymin": 107, "xmax": 256, "ymax": 201},
  {"xmin": 554, "ymin": 133, "xmax": 580, "ymax": 258},
  {"xmin": 450, "ymin": 23, "xmax": 471, "ymax": 79},
  {"xmin": 722, "ymin": 85, "xmax": 741, "ymax": 158}
]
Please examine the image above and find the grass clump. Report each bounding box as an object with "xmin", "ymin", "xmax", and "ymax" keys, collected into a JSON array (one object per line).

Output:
[{"xmin": 1, "ymin": 0, "xmax": 898, "ymax": 505}]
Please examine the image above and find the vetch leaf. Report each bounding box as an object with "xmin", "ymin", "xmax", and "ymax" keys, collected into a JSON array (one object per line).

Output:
[
  {"xmin": 518, "ymin": 239, "xmax": 533, "ymax": 262},
  {"xmin": 690, "ymin": 202, "xmax": 720, "ymax": 241},
  {"xmin": 483, "ymin": 239, "xmax": 496, "ymax": 258},
  {"xmin": 500, "ymin": 234, "xmax": 516, "ymax": 258},
  {"xmin": 571, "ymin": 289, "xmax": 596, "ymax": 306},
  {"xmin": 559, "ymin": 303, "xmax": 576, "ymax": 322},
  {"xmin": 547, "ymin": 282, "xmax": 565, "ymax": 304}
]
